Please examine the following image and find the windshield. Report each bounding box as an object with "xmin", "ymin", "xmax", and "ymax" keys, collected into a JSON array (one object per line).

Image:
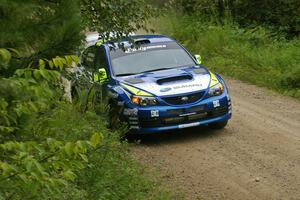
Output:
[{"xmin": 109, "ymin": 42, "xmax": 196, "ymax": 76}]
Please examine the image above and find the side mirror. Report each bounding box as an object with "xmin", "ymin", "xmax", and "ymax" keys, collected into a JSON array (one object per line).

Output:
[
  {"xmin": 93, "ymin": 68, "xmax": 108, "ymax": 83},
  {"xmin": 194, "ymin": 54, "xmax": 202, "ymax": 64}
]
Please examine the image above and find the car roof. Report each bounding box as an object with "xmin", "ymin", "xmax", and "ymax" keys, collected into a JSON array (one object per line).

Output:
[
  {"xmin": 84, "ymin": 33, "xmax": 176, "ymax": 48},
  {"xmin": 104, "ymin": 34, "xmax": 175, "ymax": 46},
  {"xmin": 123, "ymin": 34, "xmax": 175, "ymax": 42}
]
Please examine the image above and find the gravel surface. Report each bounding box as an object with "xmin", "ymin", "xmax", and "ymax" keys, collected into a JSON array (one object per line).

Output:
[{"xmin": 131, "ymin": 77, "xmax": 300, "ymax": 200}]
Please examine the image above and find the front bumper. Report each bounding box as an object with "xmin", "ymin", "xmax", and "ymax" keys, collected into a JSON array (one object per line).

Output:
[{"xmin": 122, "ymin": 92, "xmax": 232, "ymax": 134}]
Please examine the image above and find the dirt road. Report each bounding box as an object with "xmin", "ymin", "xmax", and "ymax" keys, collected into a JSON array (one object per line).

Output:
[{"xmin": 131, "ymin": 78, "xmax": 300, "ymax": 200}]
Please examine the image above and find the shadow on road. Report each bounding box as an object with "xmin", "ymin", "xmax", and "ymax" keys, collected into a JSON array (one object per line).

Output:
[{"xmin": 125, "ymin": 125, "xmax": 227, "ymax": 145}]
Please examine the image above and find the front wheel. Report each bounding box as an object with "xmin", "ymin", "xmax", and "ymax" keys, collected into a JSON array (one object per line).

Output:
[
  {"xmin": 208, "ymin": 120, "xmax": 228, "ymax": 129},
  {"xmin": 108, "ymin": 103, "xmax": 122, "ymax": 130}
]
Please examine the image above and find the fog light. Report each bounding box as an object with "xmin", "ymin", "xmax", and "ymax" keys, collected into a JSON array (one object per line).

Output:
[
  {"xmin": 131, "ymin": 96, "xmax": 140, "ymax": 105},
  {"xmin": 130, "ymin": 96, "xmax": 158, "ymax": 106}
]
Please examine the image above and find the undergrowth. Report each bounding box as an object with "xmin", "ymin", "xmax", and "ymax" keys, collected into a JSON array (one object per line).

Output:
[
  {"xmin": 0, "ymin": 50, "xmax": 173, "ymax": 199},
  {"xmin": 28, "ymin": 103, "xmax": 173, "ymax": 199}
]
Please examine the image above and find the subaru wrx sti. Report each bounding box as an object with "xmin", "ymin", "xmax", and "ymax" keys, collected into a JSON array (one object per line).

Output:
[{"xmin": 79, "ymin": 34, "xmax": 232, "ymax": 133}]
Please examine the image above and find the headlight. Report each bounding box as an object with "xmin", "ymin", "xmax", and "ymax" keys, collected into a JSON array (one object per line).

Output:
[
  {"xmin": 131, "ymin": 96, "xmax": 158, "ymax": 106},
  {"xmin": 209, "ymin": 83, "xmax": 224, "ymax": 97}
]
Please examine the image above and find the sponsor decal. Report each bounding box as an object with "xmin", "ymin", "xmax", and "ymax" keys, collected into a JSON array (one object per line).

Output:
[
  {"xmin": 179, "ymin": 122, "xmax": 200, "ymax": 129},
  {"xmin": 108, "ymin": 91, "xmax": 118, "ymax": 99},
  {"xmin": 228, "ymin": 105, "xmax": 232, "ymax": 114},
  {"xmin": 125, "ymin": 45, "xmax": 167, "ymax": 54},
  {"xmin": 129, "ymin": 126, "xmax": 139, "ymax": 129},
  {"xmin": 173, "ymin": 83, "xmax": 202, "ymax": 90},
  {"xmin": 209, "ymin": 71, "xmax": 219, "ymax": 87},
  {"xmin": 151, "ymin": 110, "xmax": 159, "ymax": 117},
  {"xmin": 117, "ymin": 101, "xmax": 124, "ymax": 106},
  {"xmin": 129, "ymin": 121, "xmax": 139, "ymax": 125},
  {"xmin": 227, "ymin": 95, "xmax": 231, "ymax": 106},
  {"xmin": 179, "ymin": 112, "xmax": 196, "ymax": 117},
  {"xmin": 213, "ymin": 100, "xmax": 220, "ymax": 108},
  {"xmin": 160, "ymin": 87, "xmax": 172, "ymax": 92},
  {"xmin": 123, "ymin": 108, "xmax": 138, "ymax": 116},
  {"xmin": 227, "ymin": 95, "xmax": 231, "ymax": 101},
  {"xmin": 120, "ymin": 82, "xmax": 152, "ymax": 97}
]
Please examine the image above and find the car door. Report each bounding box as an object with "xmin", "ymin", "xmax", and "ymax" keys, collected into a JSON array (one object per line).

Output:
[
  {"xmin": 94, "ymin": 46, "xmax": 110, "ymax": 101},
  {"xmin": 94, "ymin": 46, "xmax": 109, "ymax": 83}
]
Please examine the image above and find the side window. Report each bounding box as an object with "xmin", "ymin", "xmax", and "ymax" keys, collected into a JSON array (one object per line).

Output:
[
  {"xmin": 81, "ymin": 46, "xmax": 97, "ymax": 71},
  {"xmin": 94, "ymin": 47, "xmax": 109, "ymax": 82}
]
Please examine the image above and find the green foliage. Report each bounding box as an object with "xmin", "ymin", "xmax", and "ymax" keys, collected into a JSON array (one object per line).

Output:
[
  {"xmin": 38, "ymin": 55, "xmax": 79, "ymax": 71},
  {"xmin": 0, "ymin": 51, "xmax": 103, "ymax": 199},
  {"xmin": 173, "ymin": 0, "xmax": 300, "ymax": 37},
  {"xmin": 0, "ymin": 138, "xmax": 97, "ymax": 199},
  {"xmin": 154, "ymin": 14, "xmax": 300, "ymax": 99},
  {"xmin": 232, "ymin": 0, "xmax": 300, "ymax": 37},
  {"xmin": 0, "ymin": 48, "xmax": 20, "ymax": 70},
  {"xmin": 0, "ymin": 0, "xmax": 83, "ymax": 73},
  {"xmin": 80, "ymin": 0, "xmax": 159, "ymax": 40}
]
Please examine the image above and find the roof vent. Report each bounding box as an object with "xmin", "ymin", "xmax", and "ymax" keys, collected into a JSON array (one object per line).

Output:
[{"xmin": 134, "ymin": 38, "xmax": 151, "ymax": 45}]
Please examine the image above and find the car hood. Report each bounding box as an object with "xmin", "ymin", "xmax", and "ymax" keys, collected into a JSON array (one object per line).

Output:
[{"xmin": 117, "ymin": 66, "xmax": 211, "ymax": 96}]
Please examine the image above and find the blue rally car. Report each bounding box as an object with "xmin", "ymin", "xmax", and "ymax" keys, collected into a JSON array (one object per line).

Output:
[{"xmin": 79, "ymin": 34, "xmax": 232, "ymax": 133}]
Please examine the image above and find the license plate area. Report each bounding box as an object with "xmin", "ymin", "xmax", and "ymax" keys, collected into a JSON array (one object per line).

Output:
[
  {"xmin": 166, "ymin": 105, "xmax": 206, "ymax": 116},
  {"xmin": 164, "ymin": 112, "xmax": 207, "ymax": 125}
]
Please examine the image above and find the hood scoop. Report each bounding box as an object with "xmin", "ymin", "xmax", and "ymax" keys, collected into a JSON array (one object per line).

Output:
[
  {"xmin": 156, "ymin": 75, "xmax": 192, "ymax": 85},
  {"xmin": 192, "ymin": 68, "xmax": 207, "ymax": 74},
  {"xmin": 124, "ymin": 77, "xmax": 144, "ymax": 84}
]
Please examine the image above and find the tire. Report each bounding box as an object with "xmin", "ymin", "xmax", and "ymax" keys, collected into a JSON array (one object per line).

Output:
[
  {"xmin": 108, "ymin": 102, "xmax": 122, "ymax": 130},
  {"xmin": 208, "ymin": 120, "xmax": 228, "ymax": 129}
]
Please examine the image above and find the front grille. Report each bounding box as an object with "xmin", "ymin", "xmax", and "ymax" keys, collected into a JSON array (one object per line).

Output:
[
  {"xmin": 161, "ymin": 91, "xmax": 205, "ymax": 105},
  {"xmin": 139, "ymin": 117, "xmax": 162, "ymax": 128},
  {"xmin": 188, "ymin": 105, "xmax": 205, "ymax": 112},
  {"xmin": 139, "ymin": 105, "xmax": 228, "ymax": 128},
  {"xmin": 166, "ymin": 108, "xmax": 185, "ymax": 115}
]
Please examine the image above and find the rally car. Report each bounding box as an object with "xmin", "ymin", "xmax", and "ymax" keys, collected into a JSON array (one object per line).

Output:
[{"xmin": 79, "ymin": 34, "xmax": 232, "ymax": 133}]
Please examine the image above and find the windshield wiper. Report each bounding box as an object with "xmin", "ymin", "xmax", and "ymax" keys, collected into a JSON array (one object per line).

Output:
[
  {"xmin": 116, "ymin": 73, "xmax": 137, "ymax": 77},
  {"xmin": 116, "ymin": 66, "xmax": 188, "ymax": 77},
  {"xmin": 141, "ymin": 68, "xmax": 171, "ymax": 73}
]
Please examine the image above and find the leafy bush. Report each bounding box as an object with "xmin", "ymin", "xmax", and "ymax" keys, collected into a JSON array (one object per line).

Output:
[{"xmin": 0, "ymin": 50, "xmax": 99, "ymax": 199}]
